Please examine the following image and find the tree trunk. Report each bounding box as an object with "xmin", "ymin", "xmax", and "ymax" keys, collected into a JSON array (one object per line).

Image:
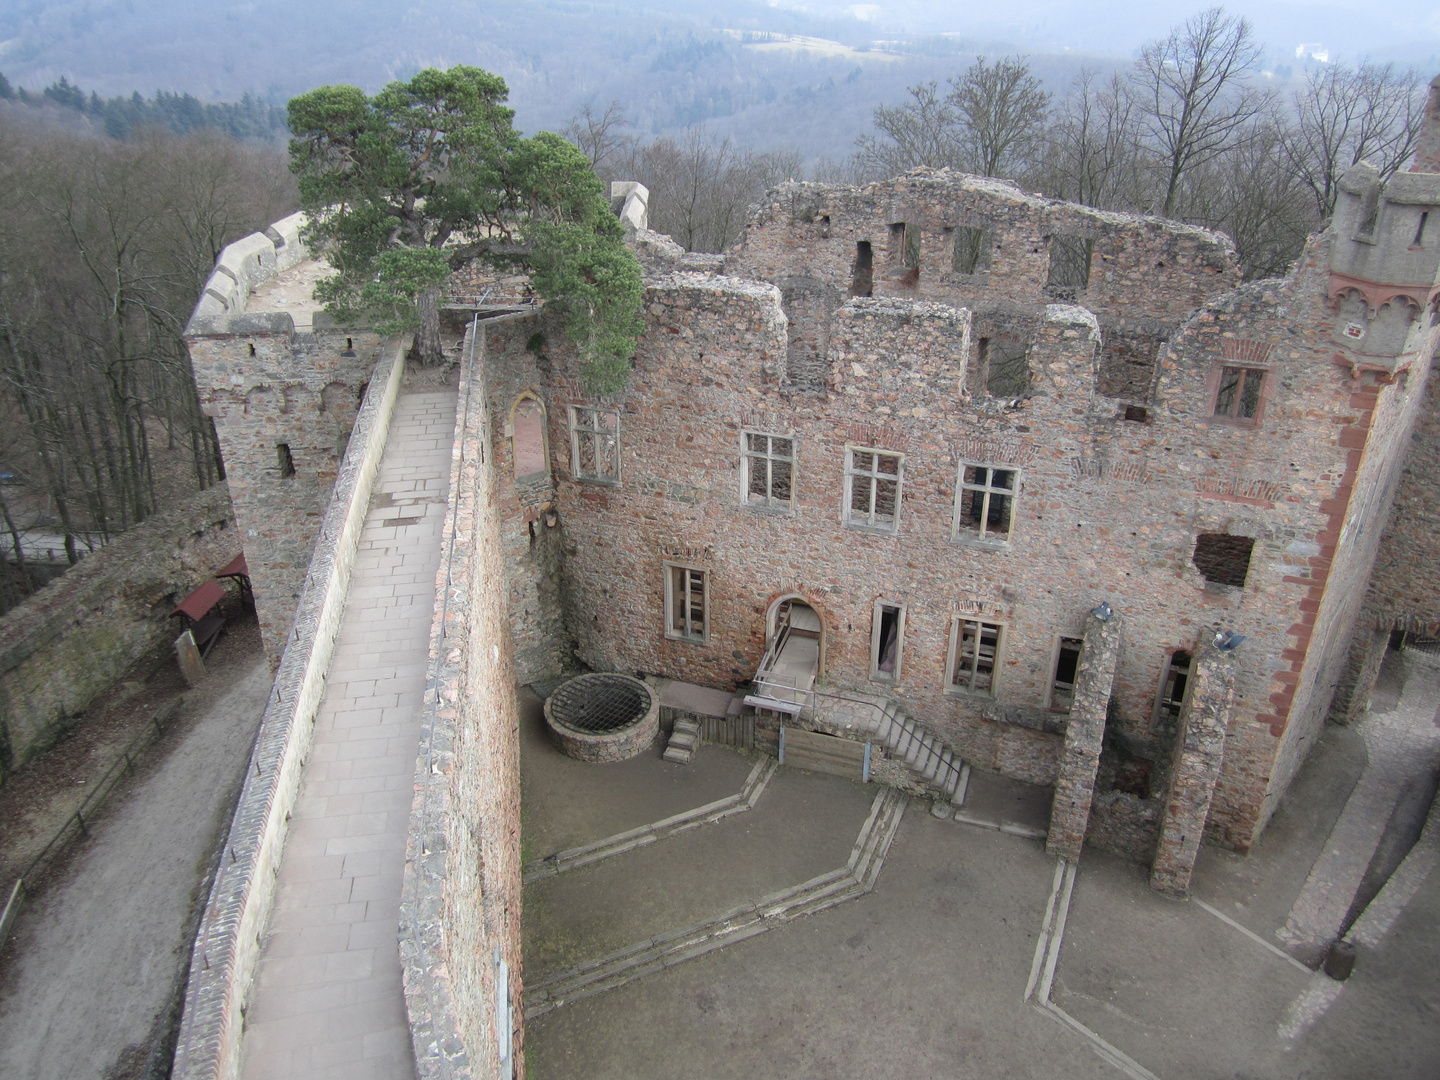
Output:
[{"xmin": 413, "ymin": 286, "xmax": 444, "ymax": 366}]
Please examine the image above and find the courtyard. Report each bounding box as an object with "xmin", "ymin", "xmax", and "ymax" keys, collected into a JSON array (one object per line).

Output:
[{"xmin": 518, "ymin": 667, "xmax": 1440, "ymax": 1080}]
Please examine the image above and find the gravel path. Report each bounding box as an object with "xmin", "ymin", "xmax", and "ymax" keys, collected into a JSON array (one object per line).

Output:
[{"xmin": 0, "ymin": 655, "xmax": 271, "ymax": 1080}]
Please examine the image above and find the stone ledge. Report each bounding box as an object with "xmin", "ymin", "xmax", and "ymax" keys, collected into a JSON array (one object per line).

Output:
[{"xmin": 982, "ymin": 702, "xmax": 1069, "ymax": 736}]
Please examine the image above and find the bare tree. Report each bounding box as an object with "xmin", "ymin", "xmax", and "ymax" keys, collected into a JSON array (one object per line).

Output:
[
  {"xmin": 1130, "ymin": 7, "xmax": 1272, "ymax": 217},
  {"xmin": 635, "ymin": 127, "xmax": 798, "ymax": 253},
  {"xmin": 0, "ymin": 114, "xmax": 294, "ymax": 586},
  {"xmin": 1039, "ymin": 67, "xmax": 1147, "ymax": 210},
  {"xmin": 563, "ymin": 100, "xmax": 637, "ymax": 181},
  {"xmin": 1283, "ymin": 62, "xmax": 1427, "ymax": 218},
  {"xmin": 855, "ymin": 81, "xmax": 964, "ymax": 179},
  {"xmin": 947, "ymin": 56, "xmax": 1051, "ymax": 179}
]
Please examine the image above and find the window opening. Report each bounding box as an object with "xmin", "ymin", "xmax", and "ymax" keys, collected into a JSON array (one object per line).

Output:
[
  {"xmin": 870, "ymin": 602, "xmax": 905, "ymax": 682},
  {"xmin": 851, "ymin": 241, "xmax": 873, "ymax": 297},
  {"xmin": 1193, "ymin": 533, "xmax": 1254, "ymax": 588},
  {"xmin": 845, "ymin": 448, "xmax": 902, "ymax": 531},
  {"xmin": 569, "ymin": 406, "xmax": 619, "ymax": 482},
  {"xmin": 983, "ymin": 337, "xmax": 1030, "ymax": 397},
  {"xmin": 1124, "ymin": 405, "xmax": 1150, "ymax": 422},
  {"xmin": 665, "ymin": 564, "xmax": 708, "ymax": 642},
  {"xmin": 247, "ymin": 342, "xmax": 256, "ymax": 357},
  {"xmin": 1416, "ymin": 211, "xmax": 1429, "ymax": 247},
  {"xmin": 276, "ymin": 443, "xmax": 295, "ymax": 479},
  {"xmin": 1213, "ymin": 366, "xmax": 1264, "ymax": 420},
  {"xmin": 948, "ymin": 618, "xmax": 1002, "ymax": 696},
  {"xmin": 1357, "ymin": 187, "xmax": 1380, "ymax": 237},
  {"xmin": 1154, "ymin": 650, "xmax": 1192, "ymax": 729},
  {"xmin": 954, "ymin": 464, "xmax": 1016, "ymax": 543},
  {"xmin": 889, "ymin": 222, "xmax": 919, "ymax": 268},
  {"xmin": 952, "ymin": 225, "xmax": 989, "ymax": 275},
  {"xmin": 1046, "ymin": 234, "xmax": 1092, "ymax": 296},
  {"xmin": 1050, "ymin": 636, "xmax": 1085, "ymax": 712},
  {"xmin": 742, "ymin": 431, "xmax": 794, "ymax": 509}
]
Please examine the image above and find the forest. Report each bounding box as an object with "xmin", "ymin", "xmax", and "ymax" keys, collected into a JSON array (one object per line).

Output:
[{"xmin": 0, "ymin": 6, "xmax": 1430, "ymax": 614}]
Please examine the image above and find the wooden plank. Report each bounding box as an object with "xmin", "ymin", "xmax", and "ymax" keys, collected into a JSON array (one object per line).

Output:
[{"xmin": 781, "ymin": 727, "xmax": 865, "ymax": 780}]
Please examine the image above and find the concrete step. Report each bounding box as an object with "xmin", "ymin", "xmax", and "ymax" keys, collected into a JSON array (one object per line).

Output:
[{"xmin": 662, "ymin": 745, "xmax": 694, "ymax": 764}]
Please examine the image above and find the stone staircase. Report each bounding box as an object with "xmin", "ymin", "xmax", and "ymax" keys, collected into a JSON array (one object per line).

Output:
[
  {"xmin": 810, "ymin": 690, "xmax": 969, "ymax": 806},
  {"xmin": 662, "ymin": 716, "xmax": 701, "ymax": 764}
]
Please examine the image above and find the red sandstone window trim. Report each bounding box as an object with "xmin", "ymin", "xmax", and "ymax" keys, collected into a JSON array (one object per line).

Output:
[
  {"xmin": 1204, "ymin": 364, "xmax": 1270, "ymax": 428},
  {"xmin": 509, "ymin": 394, "xmax": 550, "ymax": 483},
  {"xmin": 1049, "ymin": 634, "xmax": 1085, "ymax": 713},
  {"xmin": 952, "ymin": 461, "xmax": 1019, "ymax": 546},
  {"xmin": 869, "ymin": 600, "xmax": 906, "ymax": 684}
]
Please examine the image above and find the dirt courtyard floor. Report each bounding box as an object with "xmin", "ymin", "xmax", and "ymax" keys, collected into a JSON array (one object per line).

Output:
[{"xmin": 519, "ymin": 666, "xmax": 1440, "ymax": 1080}]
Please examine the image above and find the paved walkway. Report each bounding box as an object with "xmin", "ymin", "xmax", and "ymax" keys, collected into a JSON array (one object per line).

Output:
[
  {"xmin": 1277, "ymin": 649, "xmax": 1440, "ymax": 957},
  {"xmin": 238, "ymin": 390, "xmax": 455, "ymax": 1080}
]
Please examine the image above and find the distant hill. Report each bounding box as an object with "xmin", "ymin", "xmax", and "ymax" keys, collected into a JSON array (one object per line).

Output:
[{"xmin": 0, "ymin": 0, "xmax": 1434, "ymax": 163}]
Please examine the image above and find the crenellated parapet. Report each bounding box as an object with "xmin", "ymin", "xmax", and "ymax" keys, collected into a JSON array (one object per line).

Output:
[{"xmin": 184, "ymin": 214, "xmax": 385, "ymax": 667}]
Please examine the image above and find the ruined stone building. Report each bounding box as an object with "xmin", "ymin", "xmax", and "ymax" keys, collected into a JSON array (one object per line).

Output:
[{"xmin": 178, "ymin": 79, "xmax": 1440, "ymax": 1078}]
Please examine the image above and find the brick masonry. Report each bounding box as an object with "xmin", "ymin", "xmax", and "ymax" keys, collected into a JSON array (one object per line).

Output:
[{"xmin": 0, "ymin": 483, "xmax": 237, "ymax": 777}]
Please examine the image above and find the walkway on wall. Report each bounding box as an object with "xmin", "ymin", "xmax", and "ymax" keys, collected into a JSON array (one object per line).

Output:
[{"xmin": 237, "ymin": 389, "xmax": 456, "ymax": 1080}]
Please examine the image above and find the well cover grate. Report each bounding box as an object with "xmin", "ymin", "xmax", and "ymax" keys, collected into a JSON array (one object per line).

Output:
[{"xmin": 548, "ymin": 673, "xmax": 651, "ymax": 733}]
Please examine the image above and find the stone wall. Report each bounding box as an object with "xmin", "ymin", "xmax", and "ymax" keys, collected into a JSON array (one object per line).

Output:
[
  {"xmin": 185, "ymin": 209, "xmax": 384, "ymax": 669},
  {"xmin": 189, "ymin": 322, "xmax": 384, "ymax": 668},
  {"xmin": 173, "ymin": 342, "xmax": 406, "ymax": 1080},
  {"xmin": 0, "ymin": 483, "xmax": 237, "ymax": 778},
  {"xmin": 401, "ymin": 321, "xmax": 524, "ymax": 1080},
  {"xmin": 461, "ymin": 168, "xmax": 1438, "ymax": 854},
  {"xmin": 1362, "ymin": 372, "xmax": 1440, "ymax": 636}
]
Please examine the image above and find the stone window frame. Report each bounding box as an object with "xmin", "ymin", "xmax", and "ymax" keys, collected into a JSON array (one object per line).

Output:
[
  {"xmin": 869, "ymin": 599, "xmax": 907, "ymax": 685},
  {"xmin": 1048, "ymin": 634, "xmax": 1086, "ymax": 713},
  {"xmin": 567, "ymin": 404, "xmax": 620, "ymax": 484},
  {"xmin": 1204, "ymin": 363, "xmax": 1271, "ymax": 429},
  {"xmin": 663, "ymin": 562, "xmax": 709, "ymax": 644},
  {"xmin": 945, "ymin": 616, "xmax": 1005, "ymax": 698},
  {"xmin": 843, "ymin": 446, "xmax": 904, "ymax": 534},
  {"xmin": 740, "ymin": 429, "xmax": 796, "ymax": 512},
  {"xmin": 509, "ymin": 393, "xmax": 551, "ymax": 484},
  {"xmin": 951, "ymin": 460, "xmax": 1020, "ymax": 547}
]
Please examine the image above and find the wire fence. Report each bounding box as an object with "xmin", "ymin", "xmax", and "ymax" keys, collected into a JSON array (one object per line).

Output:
[{"xmin": 0, "ymin": 697, "xmax": 182, "ymax": 943}]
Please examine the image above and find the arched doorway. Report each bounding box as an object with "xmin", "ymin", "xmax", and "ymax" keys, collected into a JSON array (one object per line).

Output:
[{"xmin": 747, "ymin": 595, "xmax": 825, "ymax": 714}]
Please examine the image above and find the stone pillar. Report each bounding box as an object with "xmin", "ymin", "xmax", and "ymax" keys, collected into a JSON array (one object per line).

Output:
[
  {"xmin": 1047, "ymin": 610, "xmax": 1123, "ymax": 861},
  {"xmin": 1150, "ymin": 638, "xmax": 1238, "ymax": 898}
]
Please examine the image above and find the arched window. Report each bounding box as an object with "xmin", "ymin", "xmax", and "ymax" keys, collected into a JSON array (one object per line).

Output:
[{"xmin": 511, "ymin": 396, "xmax": 549, "ymax": 481}]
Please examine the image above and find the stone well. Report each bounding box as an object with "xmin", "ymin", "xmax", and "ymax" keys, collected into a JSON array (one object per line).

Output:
[{"xmin": 543, "ymin": 672, "xmax": 659, "ymax": 762}]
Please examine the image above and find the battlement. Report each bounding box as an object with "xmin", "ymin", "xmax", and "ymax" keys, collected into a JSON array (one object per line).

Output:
[{"xmin": 185, "ymin": 211, "xmax": 309, "ymax": 335}]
